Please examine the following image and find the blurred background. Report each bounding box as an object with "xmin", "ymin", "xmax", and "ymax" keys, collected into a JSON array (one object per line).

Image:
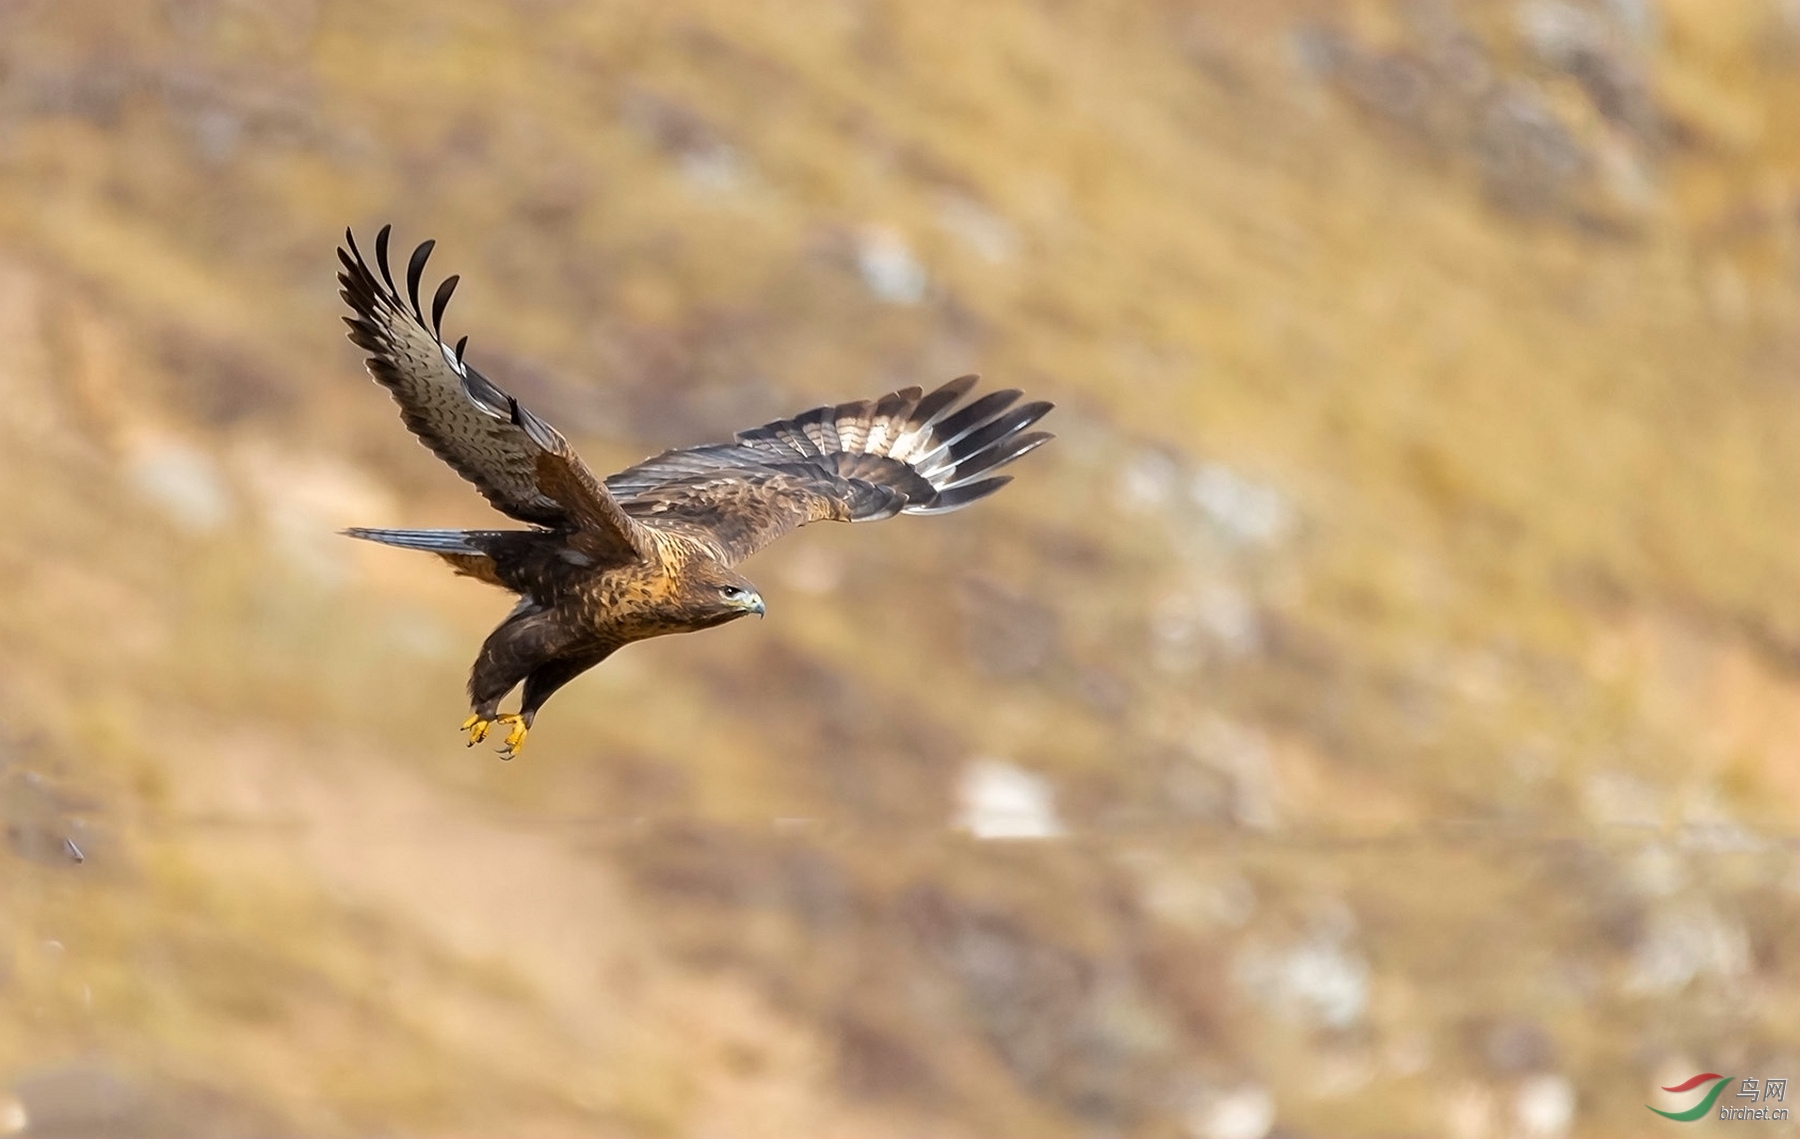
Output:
[{"xmin": 0, "ymin": 1, "xmax": 1796, "ymax": 1136}]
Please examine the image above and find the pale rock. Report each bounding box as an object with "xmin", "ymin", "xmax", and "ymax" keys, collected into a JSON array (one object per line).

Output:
[{"xmin": 955, "ymin": 759, "xmax": 1064, "ymax": 840}]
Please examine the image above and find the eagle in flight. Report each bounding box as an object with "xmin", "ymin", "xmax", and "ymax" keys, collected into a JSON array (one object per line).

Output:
[{"xmin": 338, "ymin": 226, "xmax": 1054, "ymax": 758}]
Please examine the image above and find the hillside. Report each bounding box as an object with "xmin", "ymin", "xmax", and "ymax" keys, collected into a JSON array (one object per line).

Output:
[{"xmin": 1, "ymin": 1, "xmax": 1796, "ymax": 1136}]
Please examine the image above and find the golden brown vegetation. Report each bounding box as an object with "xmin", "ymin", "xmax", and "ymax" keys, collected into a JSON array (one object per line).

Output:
[{"xmin": 0, "ymin": 0, "xmax": 1795, "ymax": 1136}]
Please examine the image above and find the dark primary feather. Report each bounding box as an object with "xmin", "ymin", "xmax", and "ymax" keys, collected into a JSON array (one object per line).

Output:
[
  {"xmin": 607, "ymin": 375, "xmax": 1054, "ymax": 563},
  {"xmin": 431, "ymin": 275, "xmax": 459, "ymax": 335},
  {"xmin": 338, "ymin": 227, "xmax": 647, "ymax": 565}
]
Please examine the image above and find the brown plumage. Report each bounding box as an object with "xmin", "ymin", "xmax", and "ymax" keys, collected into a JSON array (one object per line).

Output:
[{"xmin": 338, "ymin": 225, "xmax": 1053, "ymax": 757}]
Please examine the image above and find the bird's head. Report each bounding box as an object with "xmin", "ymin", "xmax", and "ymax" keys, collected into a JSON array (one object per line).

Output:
[{"xmin": 677, "ymin": 561, "xmax": 767, "ymax": 628}]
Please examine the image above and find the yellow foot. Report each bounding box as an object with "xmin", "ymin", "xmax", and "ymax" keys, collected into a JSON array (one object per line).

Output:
[
  {"xmin": 462, "ymin": 713, "xmax": 528, "ymax": 759},
  {"xmin": 497, "ymin": 715, "xmax": 529, "ymax": 761}
]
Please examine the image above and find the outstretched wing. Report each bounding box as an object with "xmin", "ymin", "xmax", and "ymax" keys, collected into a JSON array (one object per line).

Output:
[
  {"xmin": 606, "ymin": 375, "xmax": 1052, "ymax": 564},
  {"xmin": 338, "ymin": 226, "xmax": 646, "ymax": 563}
]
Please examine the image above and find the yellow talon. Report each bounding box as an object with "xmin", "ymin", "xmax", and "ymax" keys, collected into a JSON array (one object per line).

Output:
[
  {"xmin": 462, "ymin": 713, "xmax": 527, "ymax": 757},
  {"xmin": 496, "ymin": 714, "xmax": 529, "ymax": 760}
]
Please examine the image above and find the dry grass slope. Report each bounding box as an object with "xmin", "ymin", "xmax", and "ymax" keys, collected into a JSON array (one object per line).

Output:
[{"xmin": 0, "ymin": 1, "xmax": 1795, "ymax": 1136}]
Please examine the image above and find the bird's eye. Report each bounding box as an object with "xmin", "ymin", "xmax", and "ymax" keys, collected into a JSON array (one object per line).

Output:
[{"xmin": 720, "ymin": 585, "xmax": 745, "ymax": 600}]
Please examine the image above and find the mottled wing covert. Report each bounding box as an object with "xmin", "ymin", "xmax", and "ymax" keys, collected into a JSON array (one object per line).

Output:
[
  {"xmin": 339, "ymin": 227, "xmax": 646, "ymax": 563},
  {"xmin": 607, "ymin": 375, "xmax": 1052, "ymax": 564}
]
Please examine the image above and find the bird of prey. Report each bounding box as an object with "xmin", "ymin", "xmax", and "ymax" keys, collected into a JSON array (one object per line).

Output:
[{"xmin": 338, "ymin": 226, "xmax": 1053, "ymax": 758}]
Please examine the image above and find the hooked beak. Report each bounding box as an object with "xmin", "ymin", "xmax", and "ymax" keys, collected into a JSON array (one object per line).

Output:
[{"xmin": 746, "ymin": 592, "xmax": 766, "ymax": 619}]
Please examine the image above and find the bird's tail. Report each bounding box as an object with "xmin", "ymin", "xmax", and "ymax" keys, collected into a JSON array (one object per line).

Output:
[
  {"xmin": 342, "ymin": 527, "xmax": 505, "ymax": 585},
  {"xmin": 341, "ymin": 527, "xmax": 483, "ymax": 554}
]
